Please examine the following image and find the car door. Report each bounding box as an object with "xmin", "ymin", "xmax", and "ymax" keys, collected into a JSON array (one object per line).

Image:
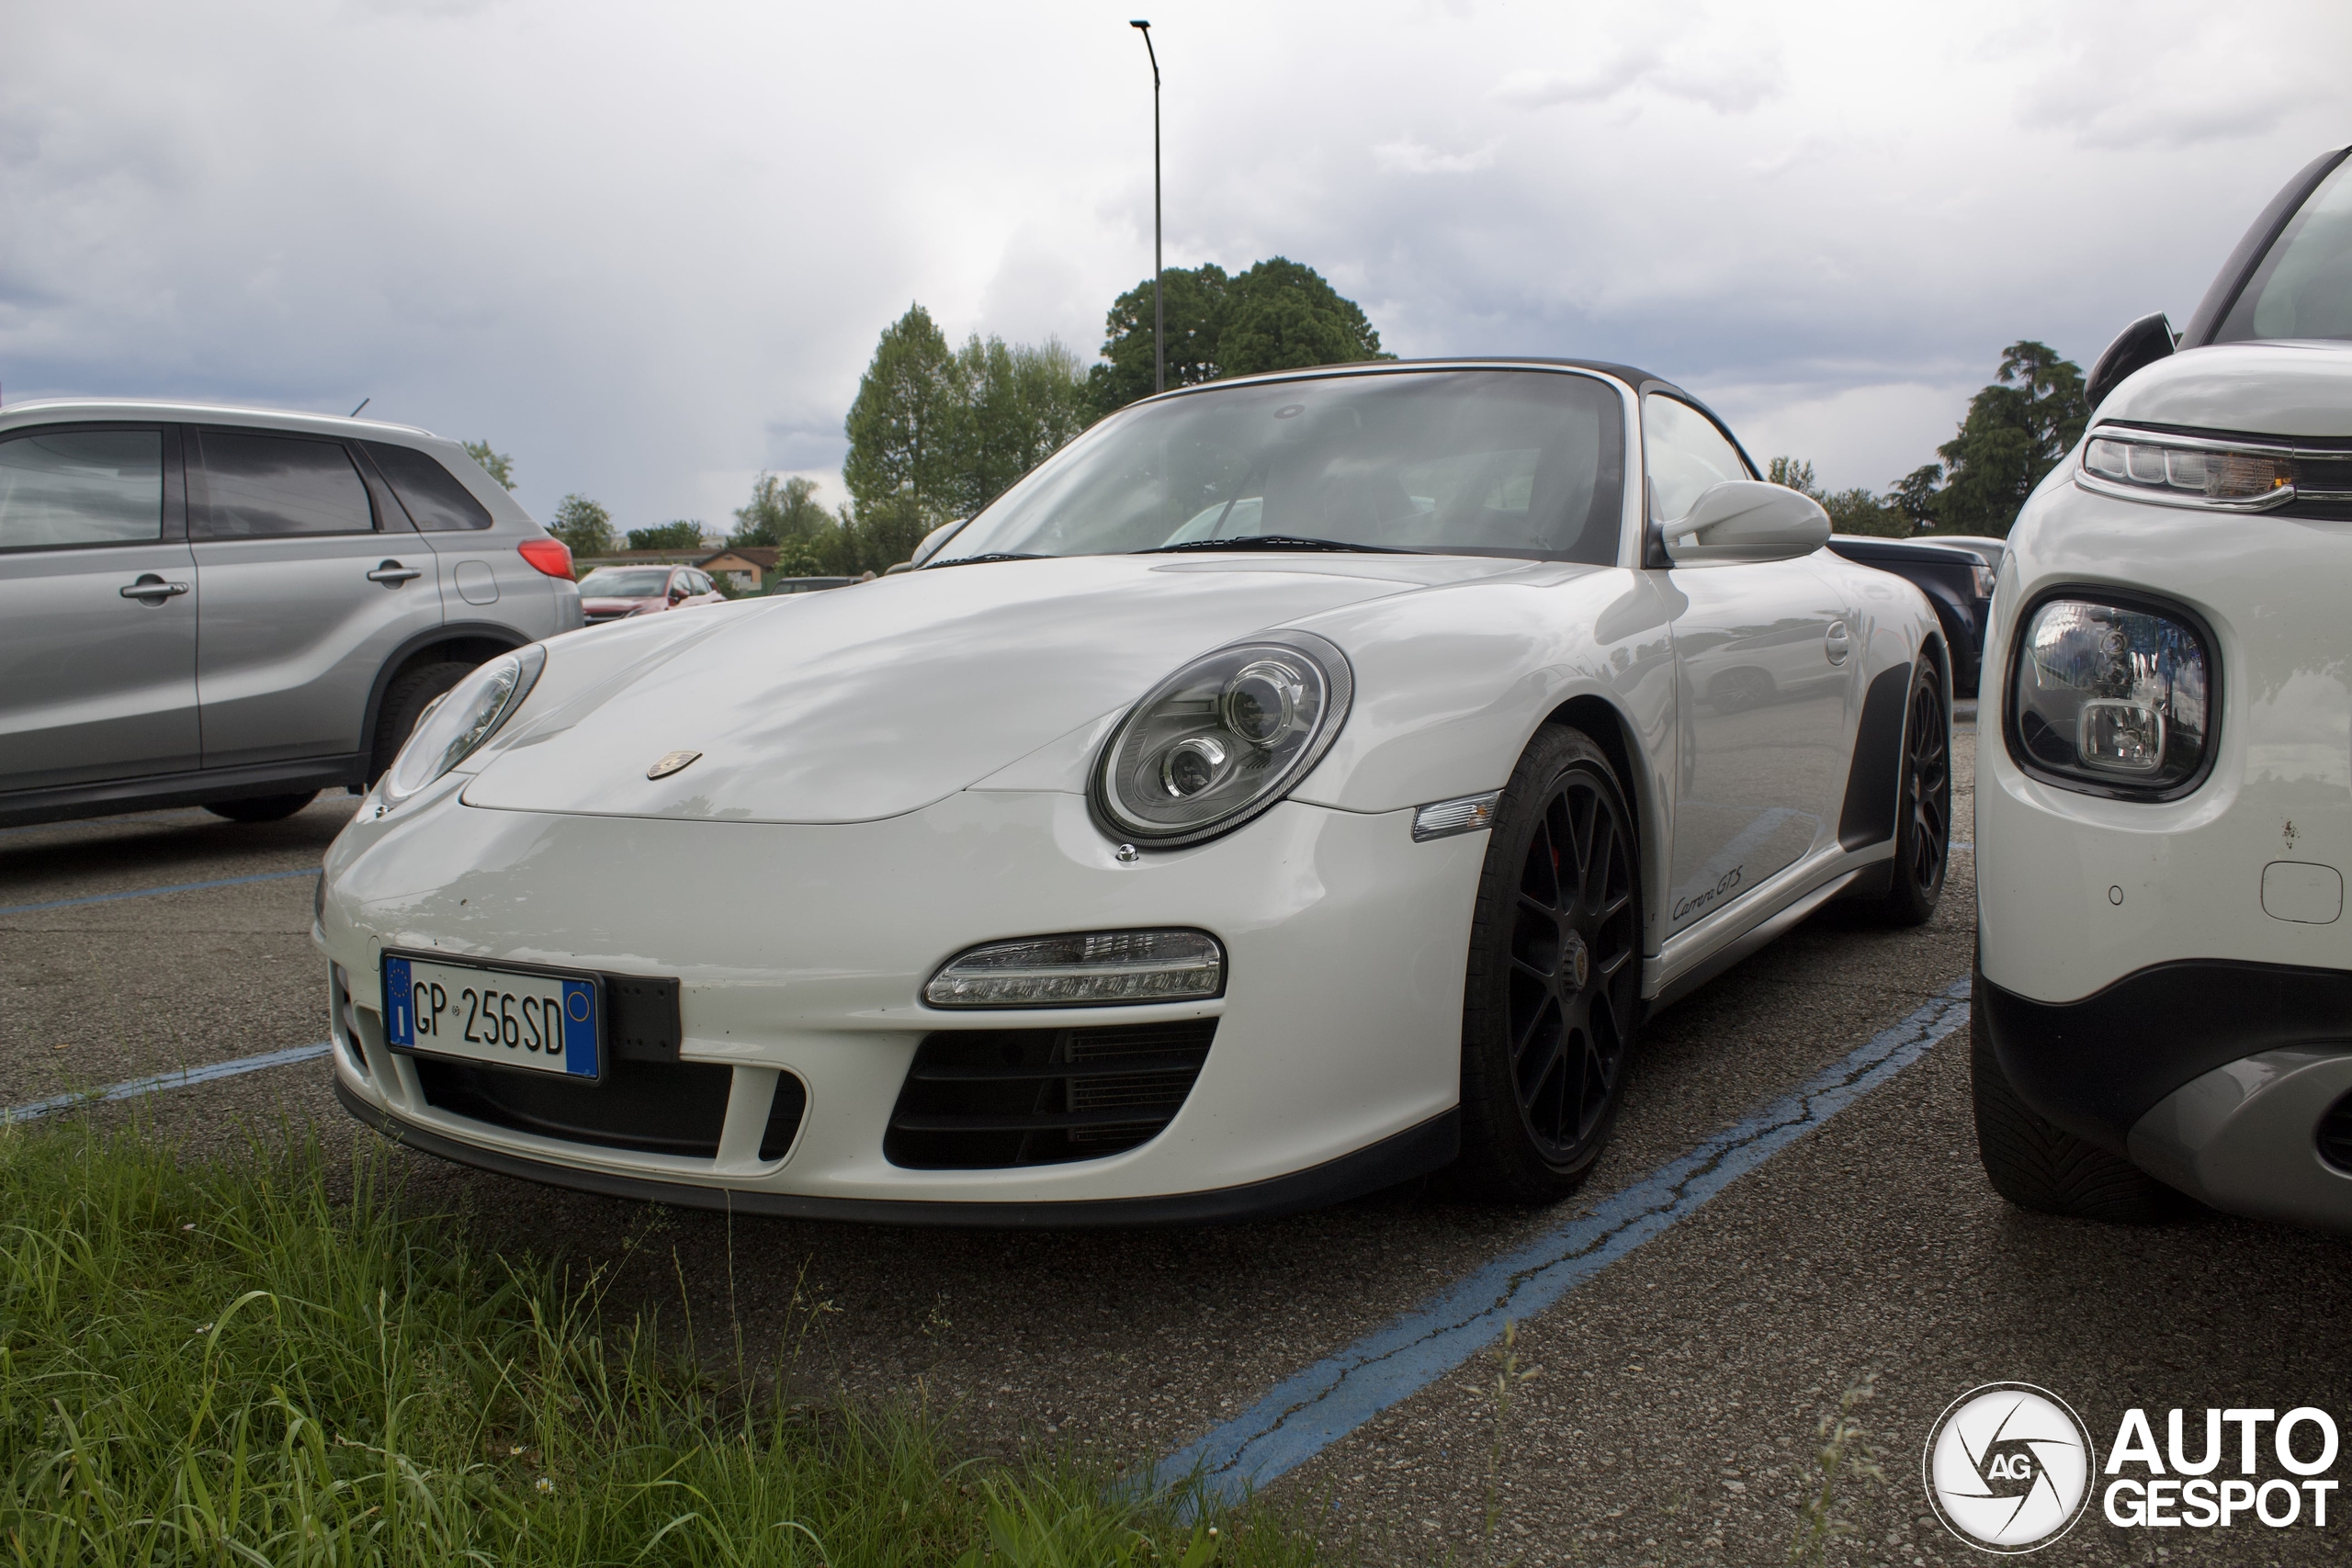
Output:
[
  {"xmin": 1650, "ymin": 395, "xmax": 1850, "ymax": 932},
  {"xmin": 0, "ymin": 422, "xmax": 201, "ymax": 793},
  {"xmin": 188, "ymin": 425, "xmax": 444, "ymax": 770}
]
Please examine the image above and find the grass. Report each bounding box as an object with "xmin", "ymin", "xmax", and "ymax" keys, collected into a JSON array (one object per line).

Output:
[{"xmin": 0, "ymin": 1121, "xmax": 1325, "ymax": 1568}]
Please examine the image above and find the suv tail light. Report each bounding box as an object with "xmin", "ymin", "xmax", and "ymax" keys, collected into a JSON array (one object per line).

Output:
[{"xmin": 517, "ymin": 537, "xmax": 574, "ymax": 579}]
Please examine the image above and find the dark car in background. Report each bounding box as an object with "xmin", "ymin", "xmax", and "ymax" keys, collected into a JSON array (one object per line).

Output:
[
  {"xmin": 763, "ymin": 575, "xmax": 858, "ymax": 596},
  {"xmin": 575, "ymin": 564, "xmax": 725, "ymax": 625},
  {"xmin": 1824, "ymin": 535, "xmax": 1996, "ymax": 696}
]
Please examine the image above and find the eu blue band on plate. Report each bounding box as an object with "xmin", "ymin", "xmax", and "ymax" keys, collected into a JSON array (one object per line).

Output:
[
  {"xmin": 561, "ymin": 979, "xmax": 599, "ymax": 1077},
  {"xmin": 384, "ymin": 955, "xmax": 414, "ymax": 1047}
]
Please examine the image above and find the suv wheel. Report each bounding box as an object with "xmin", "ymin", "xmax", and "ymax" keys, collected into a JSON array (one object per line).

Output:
[
  {"xmin": 203, "ymin": 793, "xmax": 317, "ymax": 823},
  {"xmin": 1971, "ymin": 978, "xmax": 2173, "ymax": 1223},
  {"xmin": 370, "ymin": 660, "xmax": 477, "ymax": 783}
]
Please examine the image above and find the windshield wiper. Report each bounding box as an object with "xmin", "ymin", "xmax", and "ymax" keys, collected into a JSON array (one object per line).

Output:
[
  {"xmin": 926, "ymin": 552, "xmax": 1048, "ymax": 569},
  {"xmin": 1137, "ymin": 535, "xmax": 1409, "ymax": 556}
]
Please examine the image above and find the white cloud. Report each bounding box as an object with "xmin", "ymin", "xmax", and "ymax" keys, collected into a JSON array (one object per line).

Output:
[
  {"xmin": 1, "ymin": 0, "xmax": 2346, "ymax": 523},
  {"xmin": 1373, "ymin": 137, "xmax": 1502, "ymax": 175}
]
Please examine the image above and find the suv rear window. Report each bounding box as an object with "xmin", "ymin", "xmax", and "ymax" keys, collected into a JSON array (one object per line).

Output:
[
  {"xmin": 195, "ymin": 431, "xmax": 375, "ymax": 537},
  {"xmin": 364, "ymin": 442, "xmax": 495, "ymax": 531}
]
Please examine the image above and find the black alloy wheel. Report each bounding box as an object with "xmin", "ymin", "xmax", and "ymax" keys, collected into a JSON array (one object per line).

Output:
[
  {"xmin": 1451, "ymin": 725, "xmax": 1644, "ymax": 1202},
  {"xmin": 1877, "ymin": 659, "xmax": 1951, "ymax": 927}
]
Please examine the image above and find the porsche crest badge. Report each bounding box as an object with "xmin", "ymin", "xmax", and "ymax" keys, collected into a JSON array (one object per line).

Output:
[{"xmin": 646, "ymin": 750, "xmax": 702, "ymax": 780}]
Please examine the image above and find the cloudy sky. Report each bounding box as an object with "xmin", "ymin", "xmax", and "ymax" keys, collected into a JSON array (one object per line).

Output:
[{"xmin": 5, "ymin": 0, "xmax": 2346, "ymax": 530}]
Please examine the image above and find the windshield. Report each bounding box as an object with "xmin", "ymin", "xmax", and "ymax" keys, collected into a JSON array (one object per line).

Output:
[
  {"xmin": 2215, "ymin": 155, "xmax": 2352, "ymax": 343},
  {"xmin": 577, "ymin": 568, "xmax": 672, "ymax": 597},
  {"xmin": 937, "ymin": 368, "xmax": 1627, "ymax": 565}
]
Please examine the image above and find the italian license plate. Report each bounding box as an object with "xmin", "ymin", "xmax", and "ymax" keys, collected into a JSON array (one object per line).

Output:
[{"xmin": 381, "ymin": 952, "xmax": 602, "ymax": 1081}]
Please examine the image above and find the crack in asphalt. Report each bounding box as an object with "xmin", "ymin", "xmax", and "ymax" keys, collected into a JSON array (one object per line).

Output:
[{"xmin": 1153, "ymin": 975, "xmax": 1974, "ymax": 1503}]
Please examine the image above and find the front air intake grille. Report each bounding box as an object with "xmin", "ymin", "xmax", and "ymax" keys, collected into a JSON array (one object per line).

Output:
[
  {"xmin": 2318, "ymin": 1089, "xmax": 2352, "ymax": 1174},
  {"xmin": 884, "ymin": 1019, "xmax": 1217, "ymax": 1168},
  {"xmin": 415, "ymin": 1055, "xmax": 732, "ymax": 1158}
]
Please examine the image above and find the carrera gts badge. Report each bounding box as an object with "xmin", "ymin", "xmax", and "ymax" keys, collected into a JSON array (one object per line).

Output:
[{"xmin": 646, "ymin": 750, "xmax": 702, "ymax": 780}]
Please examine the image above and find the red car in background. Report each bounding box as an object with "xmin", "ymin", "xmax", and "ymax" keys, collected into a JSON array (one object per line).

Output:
[{"xmin": 575, "ymin": 565, "xmax": 726, "ymax": 626}]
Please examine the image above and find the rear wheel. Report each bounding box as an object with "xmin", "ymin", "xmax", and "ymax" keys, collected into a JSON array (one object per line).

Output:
[
  {"xmin": 203, "ymin": 792, "xmax": 317, "ymax": 823},
  {"xmin": 1971, "ymin": 980, "xmax": 2173, "ymax": 1223},
  {"xmin": 1876, "ymin": 658, "xmax": 1950, "ymax": 927},
  {"xmin": 369, "ymin": 660, "xmax": 475, "ymax": 783},
  {"xmin": 1450, "ymin": 725, "xmax": 1644, "ymax": 1203}
]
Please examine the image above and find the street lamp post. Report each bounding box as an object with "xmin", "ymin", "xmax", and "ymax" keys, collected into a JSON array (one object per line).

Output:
[{"xmin": 1130, "ymin": 18, "xmax": 1163, "ymax": 396}]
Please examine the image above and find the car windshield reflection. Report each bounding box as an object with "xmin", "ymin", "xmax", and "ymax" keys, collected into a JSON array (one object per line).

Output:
[{"xmin": 936, "ymin": 368, "xmax": 1628, "ymax": 566}]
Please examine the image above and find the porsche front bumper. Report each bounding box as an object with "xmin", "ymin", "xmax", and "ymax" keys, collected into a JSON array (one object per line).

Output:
[{"xmin": 316, "ymin": 787, "xmax": 1487, "ymax": 1224}]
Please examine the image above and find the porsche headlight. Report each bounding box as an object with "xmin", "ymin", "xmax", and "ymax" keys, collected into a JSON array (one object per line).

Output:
[
  {"xmin": 1093, "ymin": 631, "xmax": 1353, "ymax": 848},
  {"xmin": 2007, "ymin": 593, "xmax": 2213, "ymax": 799},
  {"xmin": 2077, "ymin": 430, "xmax": 2297, "ymax": 511},
  {"xmin": 381, "ymin": 645, "xmax": 547, "ymax": 807}
]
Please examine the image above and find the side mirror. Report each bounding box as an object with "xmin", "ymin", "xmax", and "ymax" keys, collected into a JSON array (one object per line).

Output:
[
  {"xmin": 910, "ymin": 517, "xmax": 970, "ymax": 569},
  {"xmin": 1660, "ymin": 480, "xmax": 1830, "ymax": 567},
  {"xmin": 2086, "ymin": 311, "xmax": 2176, "ymax": 414}
]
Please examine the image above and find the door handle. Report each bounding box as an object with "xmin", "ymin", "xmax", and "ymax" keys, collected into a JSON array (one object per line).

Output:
[
  {"xmin": 367, "ymin": 561, "xmax": 424, "ymax": 586},
  {"xmin": 119, "ymin": 574, "xmax": 190, "ymax": 603},
  {"xmin": 1824, "ymin": 620, "xmax": 1851, "ymax": 666}
]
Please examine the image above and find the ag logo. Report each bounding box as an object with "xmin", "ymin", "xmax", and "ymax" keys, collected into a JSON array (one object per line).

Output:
[{"xmin": 1923, "ymin": 1382, "xmax": 2095, "ymax": 1553}]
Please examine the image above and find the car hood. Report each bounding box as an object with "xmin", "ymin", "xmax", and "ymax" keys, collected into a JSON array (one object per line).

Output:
[
  {"xmin": 464, "ymin": 552, "xmax": 1527, "ymax": 823},
  {"xmin": 2105, "ymin": 341, "xmax": 2352, "ymax": 439},
  {"xmin": 581, "ymin": 595, "xmax": 660, "ymax": 613}
]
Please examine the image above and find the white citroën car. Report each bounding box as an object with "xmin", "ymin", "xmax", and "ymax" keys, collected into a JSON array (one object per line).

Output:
[
  {"xmin": 1974, "ymin": 144, "xmax": 2352, "ymax": 1230},
  {"xmin": 318, "ymin": 360, "xmax": 1951, "ymax": 1224}
]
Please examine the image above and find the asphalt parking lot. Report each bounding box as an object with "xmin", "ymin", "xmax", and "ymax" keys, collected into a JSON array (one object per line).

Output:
[{"xmin": 7, "ymin": 716, "xmax": 2350, "ymax": 1567}]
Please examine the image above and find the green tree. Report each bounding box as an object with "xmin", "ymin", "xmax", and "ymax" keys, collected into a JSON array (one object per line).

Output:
[
  {"xmin": 1890, "ymin": 464, "xmax": 1944, "ymax": 533},
  {"xmin": 842, "ymin": 304, "xmax": 963, "ymax": 527},
  {"xmin": 951, "ymin": 333, "xmax": 1090, "ymax": 515},
  {"xmin": 1928, "ymin": 341, "xmax": 2088, "ymax": 536},
  {"xmin": 547, "ymin": 493, "xmax": 611, "ymax": 557},
  {"xmin": 463, "ymin": 440, "xmax": 515, "ymax": 491},
  {"xmin": 1087, "ymin": 257, "xmax": 1389, "ymax": 416},
  {"xmin": 1087, "ymin": 263, "xmax": 1234, "ymax": 412},
  {"xmin": 1220, "ymin": 257, "xmax": 1388, "ymax": 378},
  {"xmin": 842, "ymin": 306, "xmax": 1092, "ymax": 565},
  {"xmin": 730, "ymin": 473, "xmax": 833, "ymax": 547},
  {"xmin": 626, "ymin": 520, "xmax": 704, "ymax": 551},
  {"xmin": 1768, "ymin": 455, "xmax": 1905, "ymax": 536}
]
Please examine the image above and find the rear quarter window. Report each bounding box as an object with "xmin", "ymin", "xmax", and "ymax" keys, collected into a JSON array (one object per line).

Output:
[{"xmin": 363, "ymin": 442, "xmax": 496, "ymax": 531}]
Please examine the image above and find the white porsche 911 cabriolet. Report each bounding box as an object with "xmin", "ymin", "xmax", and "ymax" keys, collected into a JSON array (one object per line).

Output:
[{"xmin": 317, "ymin": 360, "xmax": 1951, "ymax": 1224}]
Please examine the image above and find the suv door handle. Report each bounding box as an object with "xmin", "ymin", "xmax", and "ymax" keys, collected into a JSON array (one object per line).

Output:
[
  {"xmin": 119, "ymin": 574, "xmax": 190, "ymax": 603},
  {"xmin": 1824, "ymin": 620, "xmax": 1851, "ymax": 665},
  {"xmin": 367, "ymin": 560, "xmax": 423, "ymax": 586}
]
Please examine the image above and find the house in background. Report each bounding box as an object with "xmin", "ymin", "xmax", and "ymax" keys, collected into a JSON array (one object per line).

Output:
[{"xmin": 695, "ymin": 546, "xmax": 779, "ymax": 591}]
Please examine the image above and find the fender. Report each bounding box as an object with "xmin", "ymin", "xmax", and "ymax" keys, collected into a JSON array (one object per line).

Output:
[{"xmin": 356, "ymin": 619, "xmax": 528, "ymax": 781}]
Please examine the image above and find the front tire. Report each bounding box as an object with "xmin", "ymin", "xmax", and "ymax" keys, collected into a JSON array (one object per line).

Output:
[
  {"xmin": 1876, "ymin": 658, "xmax": 1951, "ymax": 927},
  {"xmin": 1450, "ymin": 725, "xmax": 1645, "ymax": 1203},
  {"xmin": 1971, "ymin": 976, "xmax": 2172, "ymax": 1223}
]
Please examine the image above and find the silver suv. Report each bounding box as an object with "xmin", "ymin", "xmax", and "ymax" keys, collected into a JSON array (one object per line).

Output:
[{"xmin": 0, "ymin": 400, "xmax": 583, "ymax": 827}]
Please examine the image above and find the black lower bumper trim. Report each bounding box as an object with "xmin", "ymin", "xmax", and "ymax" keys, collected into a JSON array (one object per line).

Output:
[
  {"xmin": 1979, "ymin": 959, "xmax": 2352, "ymax": 1153},
  {"xmin": 334, "ymin": 1077, "xmax": 1459, "ymax": 1229}
]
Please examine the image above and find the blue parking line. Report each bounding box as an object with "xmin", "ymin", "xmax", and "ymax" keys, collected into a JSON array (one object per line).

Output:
[
  {"xmin": 4, "ymin": 1042, "xmax": 333, "ymax": 1125},
  {"xmin": 0, "ymin": 867, "xmax": 318, "ymax": 917},
  {"xmin": 1155, "ymin": 974, "xmax": 1973, "ymax": 1503}
]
